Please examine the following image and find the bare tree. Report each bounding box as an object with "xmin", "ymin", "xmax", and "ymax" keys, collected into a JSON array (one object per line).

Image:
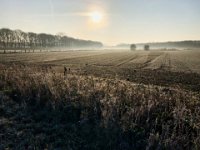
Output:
[
  {"xmin": 0, "ymin": 28, "xmax": 12, "ymax": 53},
  {"xmin": 130, "ymin": 44, "xmax": 136, "ymax": 51},
  {"xmin": 0, "ymin": 29, "xmax": 6, "ymax": 53},
  {"xmin": 144, "ymin": 45, "xmax": 150, "ymax": 51},
  {"xmin": 28, "ymin": 32, "xmax": 37, "ymax": 52}
]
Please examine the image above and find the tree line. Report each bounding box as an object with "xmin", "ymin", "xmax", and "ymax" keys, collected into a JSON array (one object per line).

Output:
[
  {"xmin": 0, "ymin": 28, "xmax": 103, "ymax": 53},
  {"xmin": 136, "ymin": 41, "xmax": 200, "ymax": 49},
  {"xmin": 118, "ymin": 41, "xmax": 200, "ymax": 49}
]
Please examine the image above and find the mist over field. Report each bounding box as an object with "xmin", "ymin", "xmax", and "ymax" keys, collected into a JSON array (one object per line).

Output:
[{"xmin": 0, "ymin": 0, "xmax": 200, "ymax": 149}]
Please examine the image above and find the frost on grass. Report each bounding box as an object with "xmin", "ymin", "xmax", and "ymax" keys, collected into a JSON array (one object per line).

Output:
[{"xmin": 0, "ymin": 64, "xmax": 200, "ymax": 149}]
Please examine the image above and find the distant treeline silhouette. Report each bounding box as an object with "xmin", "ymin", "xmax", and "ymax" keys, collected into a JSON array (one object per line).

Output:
[
  {"xmin": 118, "ymin": 41, "xmax": 200, "ymax": 49},
  {"xmin": 0, "ymin": 28, "xmax": 103, "ymax": 53}
]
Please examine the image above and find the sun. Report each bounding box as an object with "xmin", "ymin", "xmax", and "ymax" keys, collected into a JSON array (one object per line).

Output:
[{"xmin": 90, "ymin": 11, "xmax": 103, "ymax": 23}]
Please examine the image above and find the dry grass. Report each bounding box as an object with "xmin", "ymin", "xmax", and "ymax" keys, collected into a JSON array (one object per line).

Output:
[{"xmin": 0, "ymin": 64, "xmax": 200, "ymax": 149}]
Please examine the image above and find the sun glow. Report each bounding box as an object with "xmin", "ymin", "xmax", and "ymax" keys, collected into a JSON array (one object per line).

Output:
[{"xmin": 90, "ymin": 11, "xmax": 103, "ymax": 23}]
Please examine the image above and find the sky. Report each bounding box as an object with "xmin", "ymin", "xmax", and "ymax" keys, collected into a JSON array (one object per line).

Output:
[{"xmin": 0, "ymin": 0, "xmax": 200, "ymax": 45}]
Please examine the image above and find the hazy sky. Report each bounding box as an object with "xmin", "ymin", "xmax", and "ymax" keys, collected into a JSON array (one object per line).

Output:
[{"xmin": 1, "ymin": 0, "xmax": 200, "ymax": 45}]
